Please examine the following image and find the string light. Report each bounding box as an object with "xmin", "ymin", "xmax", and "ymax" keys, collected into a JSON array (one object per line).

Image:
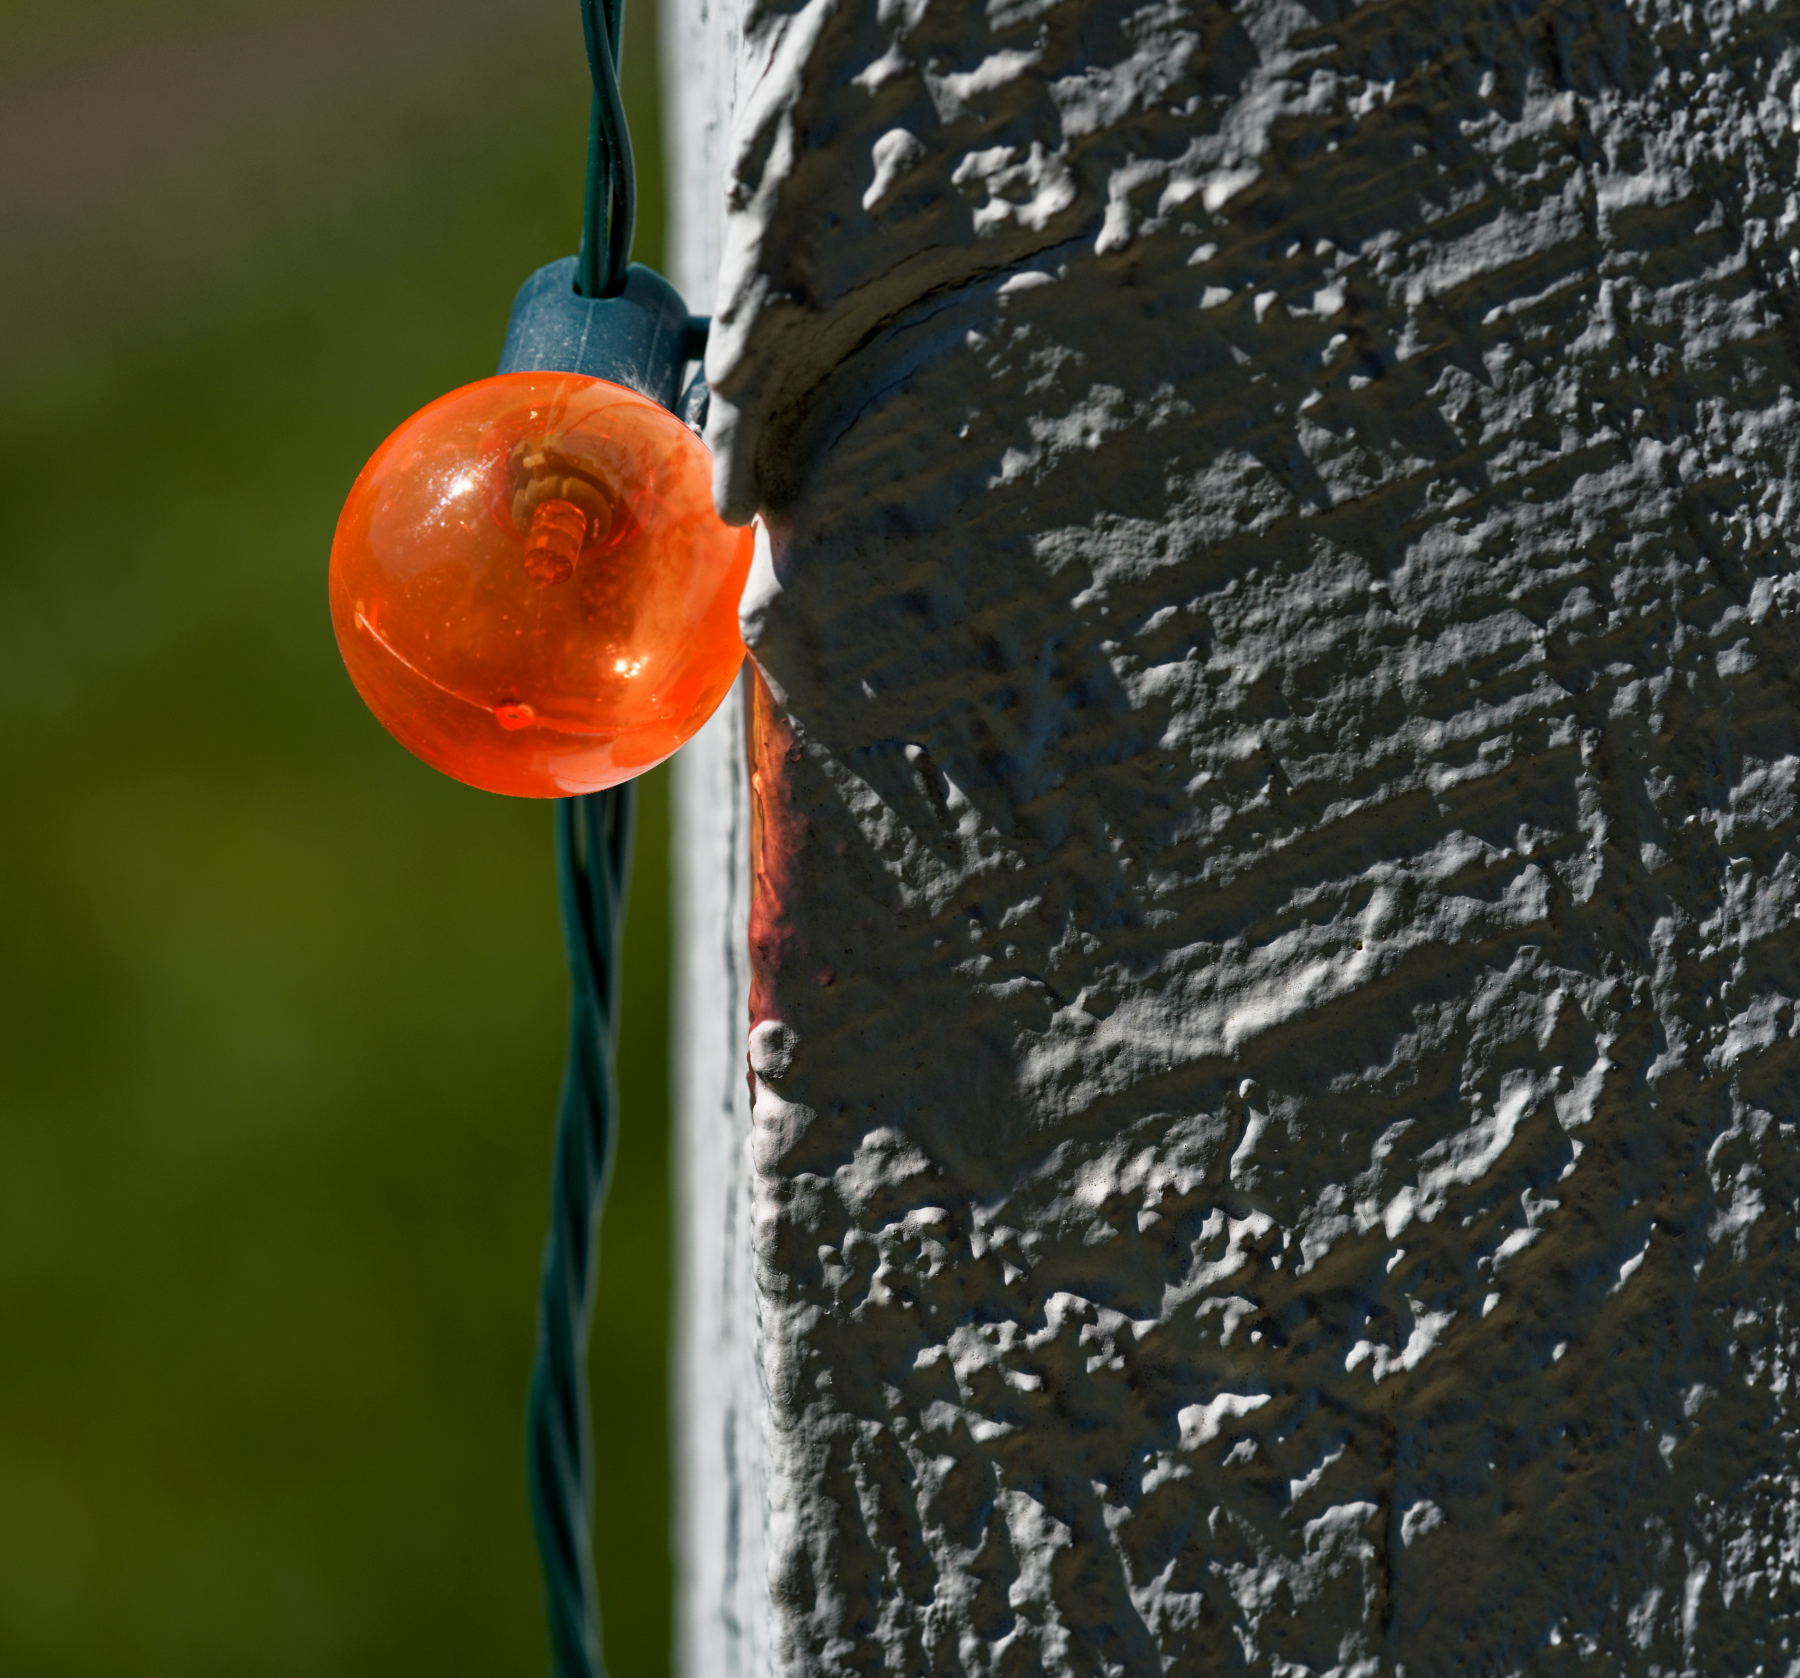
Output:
[
  {"xmin": 328, "ymin": 0, "xmax": 714, "ymax": 1671},
  {"xmin": 330, "ymin": 370, "xmax": 751, "ymax": 797}
]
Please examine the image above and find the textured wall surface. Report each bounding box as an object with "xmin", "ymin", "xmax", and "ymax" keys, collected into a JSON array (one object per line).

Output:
[
  {"xmin": 664, "ymin": 2, "xmax": 768, "ymax": 1672},
  {"xmin": 684, "ymin": 0, "xmax": 1800, "ymax": 1671},
  {"xmin": 670, "ymin": 657, "xmax": 765, "ymax": 1678}
]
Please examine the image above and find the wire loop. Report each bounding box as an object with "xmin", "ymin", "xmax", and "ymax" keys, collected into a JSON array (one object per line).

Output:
[
  {"xmin": 527, "ymin": 12, "xmax": 643, "ymax": 1671},
  {"xmin": 527, "ymin": 785, "xmax": 635, "ymax": 1678},
  {"xmin": 576, "ymin": 0, "xmax": 636, "ymax": 298}
]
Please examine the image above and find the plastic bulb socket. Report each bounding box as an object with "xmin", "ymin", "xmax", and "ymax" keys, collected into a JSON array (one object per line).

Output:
[{"xmin": 329, "ymin": 371, "xmax": 754, "ymax": 797}]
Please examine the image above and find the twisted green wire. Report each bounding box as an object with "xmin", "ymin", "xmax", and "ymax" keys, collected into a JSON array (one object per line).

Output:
[
  {"xmin": 528, "ymin": 787, "xmax": 635, "ymax": 1678},
  {"xmin": 526, "ymin": 8, "xmax": 642, "ymax": 1677},
  {"xmin": 576, "ymin": 0, "xmax": 636, "ymax": 300}
]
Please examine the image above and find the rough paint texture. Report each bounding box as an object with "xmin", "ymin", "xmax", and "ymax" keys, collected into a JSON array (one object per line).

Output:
[
  {"xmin": 687, "ymin": 0, "xmax": 1800, "ymax": 1671},
  {"xmin": 664, "ymin": 5, "xmax": 767, "ymax": 1673}
]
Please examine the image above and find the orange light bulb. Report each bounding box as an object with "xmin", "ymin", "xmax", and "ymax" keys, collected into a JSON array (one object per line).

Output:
[{"xmin": 329, "ymin": 370, "xmax": 753, "ymax": 797}]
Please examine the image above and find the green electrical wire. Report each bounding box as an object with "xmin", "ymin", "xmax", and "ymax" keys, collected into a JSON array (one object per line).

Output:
[
  {"xmin": 528, "ymin": 787, "xmax": 634, "ymax": 1678},
  {"xmin": 576, "ymin": 0, "xmax": 636, "ymax": 300},
  {"xmin": 526, "ymin": 6, "xmax": 641, "ymax": 1677}
]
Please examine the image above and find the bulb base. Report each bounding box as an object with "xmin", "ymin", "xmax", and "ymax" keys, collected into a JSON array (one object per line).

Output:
[{"xmin": 498, "ymin": 259, "xmax": 694, "ymax": 407}]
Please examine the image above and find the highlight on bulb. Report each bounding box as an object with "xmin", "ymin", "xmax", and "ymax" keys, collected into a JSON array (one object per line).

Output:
[{"xmin": 328, "ymin": 370, "xmax": 754, "ymax": 798}]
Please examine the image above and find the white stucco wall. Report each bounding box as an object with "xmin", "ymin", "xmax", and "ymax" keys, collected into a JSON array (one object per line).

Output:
[
  {"xmin": 664, "ymin": 6, "xmax": 766, "ymax": 1676},
  {"xmin": 673, "ymin": 0, "xmax": 1800, "ymax": 1671}
]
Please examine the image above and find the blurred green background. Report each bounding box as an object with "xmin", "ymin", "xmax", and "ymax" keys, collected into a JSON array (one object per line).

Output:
[{"xmin": 0, "ymin": 1, "xmax": 676, "ymax": 1672}]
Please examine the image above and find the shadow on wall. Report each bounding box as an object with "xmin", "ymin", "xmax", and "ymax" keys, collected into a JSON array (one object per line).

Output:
[{"xmin": 0, "ymin": 1, "xmax": 673, "ymax": 1674}]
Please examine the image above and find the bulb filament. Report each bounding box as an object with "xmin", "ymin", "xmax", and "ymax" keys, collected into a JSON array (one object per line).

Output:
[{"xmin": 523, "ymin": 498, "xmax": 588, "ymax": 584}]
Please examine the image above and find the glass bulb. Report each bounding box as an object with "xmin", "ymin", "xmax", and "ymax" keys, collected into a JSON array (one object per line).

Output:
[{"xmin": 329, "ymin": 371, "xmax": 754, "ymax": 797}]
